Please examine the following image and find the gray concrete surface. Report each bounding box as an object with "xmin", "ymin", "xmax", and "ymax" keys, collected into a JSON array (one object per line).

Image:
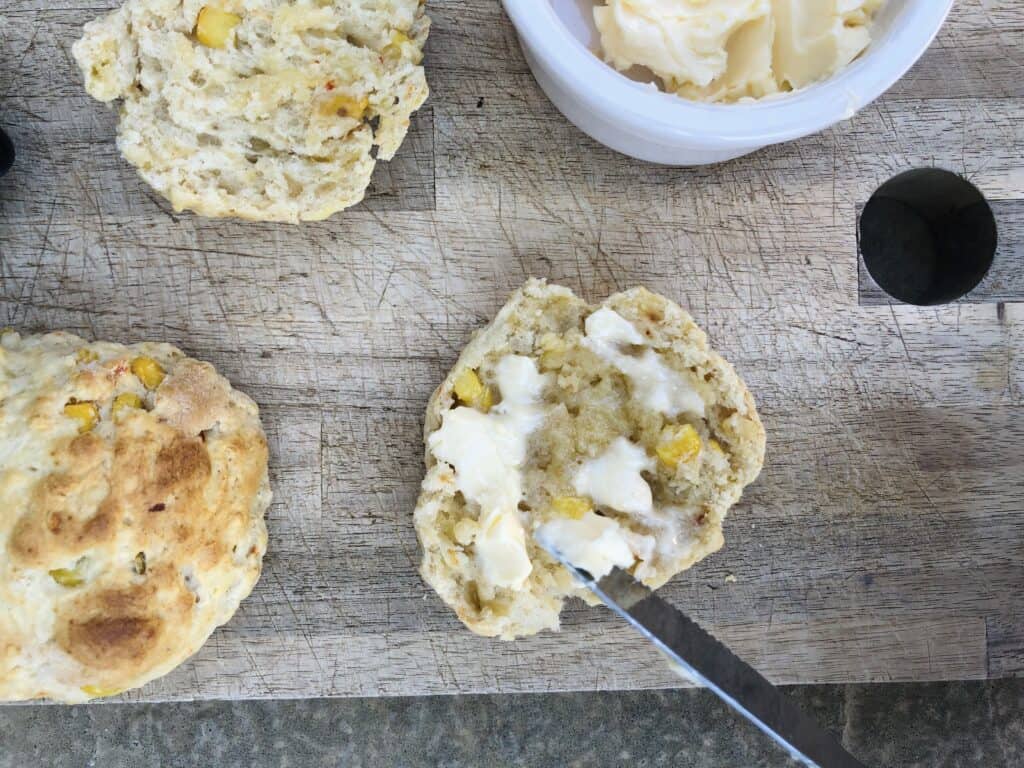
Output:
[{"xmin": 2, "ymin": 680, "xmax": 1021, "ymax": 767}]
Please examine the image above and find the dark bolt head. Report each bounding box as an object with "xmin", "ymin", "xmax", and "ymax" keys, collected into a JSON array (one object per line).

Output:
[{"xmin": 859, "ymin": 168, "xmax": 996, "ymax": 305}]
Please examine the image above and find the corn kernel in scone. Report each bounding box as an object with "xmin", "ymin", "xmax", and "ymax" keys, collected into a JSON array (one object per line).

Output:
[
  {"xmin": 549, "ymin": 496, "xmax": 592, "ymax": 520},
  {"xmin": 452, "ymin": 369, "xmax": 493, "ymax": 412},
  {"xmin": 112, "ymin": 392, "xmax": 144, "ymax": 417},
  {"xmin": 195, "ymin": 7, "xmax": 241, "ymax": 49},
  {"xmin": 384, "ymin": 31, "xmax": 423, "ymax": 64},
  {"xmin": 320, "ymin": 94, "xmax": 369, "ymax": 120},
  {"xmin": 656, "ymin": 424, "xmax": 702, "ymax": 469},
  {"xmin": 130, "ymin": 356, "xmax": 165, "ymax": 389},
  {"xmin": 49, "ymin": 567, "xmax": 85, "ymax": 588},
  {"xmin": 63, "ymin": 401, "xmax": 99, "ymax": 433}
]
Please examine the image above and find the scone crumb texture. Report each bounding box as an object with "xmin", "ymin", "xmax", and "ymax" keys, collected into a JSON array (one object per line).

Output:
[
  {"xmin": 72, "ymin": 0, "xmax": 430, "ymax": 221},
  {"xmin": 414, "ymin": 280, "xmax": 765, "ymax": 639}
]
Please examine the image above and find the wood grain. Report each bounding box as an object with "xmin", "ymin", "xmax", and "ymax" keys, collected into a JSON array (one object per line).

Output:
[{"xmin": 0, "ymin": 0, "xmax": 1022, "ymax": 701}]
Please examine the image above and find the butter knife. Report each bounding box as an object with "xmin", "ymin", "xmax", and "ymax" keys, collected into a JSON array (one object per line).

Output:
[{"xmin": 544, "ymin": 548, "xmax": 868, "ymax": 768}]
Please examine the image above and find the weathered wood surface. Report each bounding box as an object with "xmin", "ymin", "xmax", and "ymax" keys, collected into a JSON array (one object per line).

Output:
[{"xmin": 0, "ymin": 0, "xmax": 1022, "ymax": 701}]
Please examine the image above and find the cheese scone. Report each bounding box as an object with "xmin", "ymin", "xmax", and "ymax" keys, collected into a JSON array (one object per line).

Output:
[
  {"xmin": 0, "ymin": 331, "xmax": 271, "ymax": 702},
  {"xmin": 415, "ymin": 280, "xmax": 765, "ymax": 639},
  {"xmin": 73, "ymin": 0, "xmax": 429, "ymax": 222}
]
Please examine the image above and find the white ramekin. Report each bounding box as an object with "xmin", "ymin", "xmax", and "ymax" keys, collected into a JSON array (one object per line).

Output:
[{"xmin": 502, "ymin": 0, "xmax": 955, "ymax": 165}]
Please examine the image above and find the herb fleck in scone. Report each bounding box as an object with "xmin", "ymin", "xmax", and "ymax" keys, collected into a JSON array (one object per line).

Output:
[
  {"xmin": 415, "ymin": 280, "xmax": 765, "ymax": 639},
  {"xmin": 73, "ymin": 1, "xmax": 429, "ymax": 222},
  {"xmin": 0, "ymin": 331, "xmax": 270, "ymax": 702}
]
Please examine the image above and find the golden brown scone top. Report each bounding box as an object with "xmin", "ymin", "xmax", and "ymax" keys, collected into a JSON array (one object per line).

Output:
[{"xmin": 0, "ymin": 331, "xmax": 270, "ymax": 702}]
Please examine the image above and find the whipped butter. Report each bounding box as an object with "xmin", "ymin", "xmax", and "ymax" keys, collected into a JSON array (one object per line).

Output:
[
  {"xmin": 544, "ymin": 437, "xmax": 662, "ymax": 577},
  {"xmin": 575, "ymin": 436, "xmax": 655, "ymax": 516},
  {"xmin": 536, "ymin": 511, "xmax": 636, "ymax": 579},
  {"xmin": 584, "ymin": 307, "xmax": 704, "ymax": 418},
  {"xmin": 428, "ymin": 355, "xmax": 550, "ymax": 590},
  {"xmin": 593, "ymin": 0, "xmax": 884, "ymax": 103}
]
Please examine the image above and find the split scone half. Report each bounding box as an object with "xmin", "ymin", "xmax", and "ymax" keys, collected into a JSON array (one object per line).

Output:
[
  {"xmin": 0, "ymin": 331, "xmax": 270, "ymax": 702},
  {"xmin": 415, "ymin": 280, "xmax": 765, "ymax": 639},
  {"xmin": 73, "ymin": 0, "xmax": 429, "ymax": 222}
]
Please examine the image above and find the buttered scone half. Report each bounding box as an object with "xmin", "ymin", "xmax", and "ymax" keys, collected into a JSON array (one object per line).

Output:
[
  {"xmin": 73, "ymin": 0, "xmax": 429, "ymax": 222},
  {"xmin": 415, "ymin": 280, "xmax": 765, "ymax": 639},
  {"xmin": 0, "ymin": 331, "xmax": 271, "ymax": 702}
]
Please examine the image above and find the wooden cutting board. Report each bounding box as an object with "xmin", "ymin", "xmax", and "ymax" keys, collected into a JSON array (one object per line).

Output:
[{"xmin": 1, "ymin": 0, "xmax": 1022, "ymax": 702}]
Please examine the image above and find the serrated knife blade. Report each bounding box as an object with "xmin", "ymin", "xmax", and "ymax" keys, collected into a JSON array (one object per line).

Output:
[{"xmin": 544, "ymin": 547, "xmax": 868, "ymax": 768}]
